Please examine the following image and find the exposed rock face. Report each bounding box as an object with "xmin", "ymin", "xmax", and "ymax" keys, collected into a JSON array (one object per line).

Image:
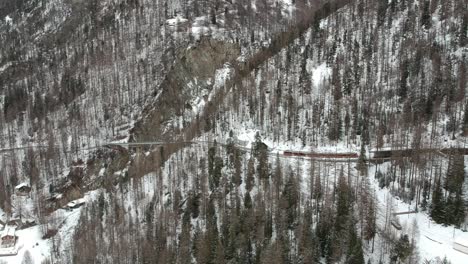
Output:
[
  {"xmin": 0, "ymin": 0, "xmax": 467, "ymax": 263},
  {"xmin": 132, "ymin": 38, "xmax": 240, "ymax": 142}
]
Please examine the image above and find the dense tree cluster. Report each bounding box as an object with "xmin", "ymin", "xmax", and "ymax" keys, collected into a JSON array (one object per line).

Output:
[
  {"xmin": 430, "ymin": 154, "xmax": 466, "ymax": 227},
  {"xmin": 71, "ymin": 143, "xmax": 381, "ymax": 264},
  {"xmin": 0, "ymin": 0, "xmax": 465, "ymax": 263}
]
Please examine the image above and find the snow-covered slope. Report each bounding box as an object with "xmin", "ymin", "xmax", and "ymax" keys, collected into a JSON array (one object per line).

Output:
[{"xmin": 0, "ymin": 0, "xmax": 467, "ymax": 263}]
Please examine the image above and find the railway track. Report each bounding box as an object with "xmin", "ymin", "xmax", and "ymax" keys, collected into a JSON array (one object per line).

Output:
[
  {"xmin": 105, "ymin": 141, "xmax": 357, "ymax": 162},
  {"xmin": 2, "ymin": 140, "xmax": 466, "ymax": 162}
]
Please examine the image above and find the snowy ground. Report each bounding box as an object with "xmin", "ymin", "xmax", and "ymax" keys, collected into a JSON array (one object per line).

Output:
[
  {"xmin": 369, "ymin": 164, "xmax": 468, "ymax": 264},
  {"xmin": 233, "ymin": 128, "xmax": 359, "ymax": 154},
  {"xmin": 0, "ymin": 225, "xmax": 50, "ymax": 263},
  {"xmin": 0, "ymin": 190, "xmax": 101, "ymax": 263}
]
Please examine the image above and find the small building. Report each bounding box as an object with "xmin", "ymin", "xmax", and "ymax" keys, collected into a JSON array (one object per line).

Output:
[
  {"xmin": 453, "ymin": 238, "xmax": 468, "ymax": 255},
  {"xmin": 1, "ymin": 226, "xmax": 16, "ymax": 248},
  {"xmin": 65, "ymin": 198, "xmax": 86, "ymax": 210},
  {"xmin": 15, "ymin": 183, "xmax": 31, "ymax": 196}
]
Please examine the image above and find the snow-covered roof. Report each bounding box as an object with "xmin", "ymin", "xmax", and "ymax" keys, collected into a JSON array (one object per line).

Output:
[
  {"xmin": 66, "ymin": 198, "xmax": 86, "ymax": 208},
  {"xmin": 1, "ymin": 226, "xmax": 15, "ymax": 238},
  {"xmin": 4, "ymin": 15, "xmax": 12, "ymax": 25},
  {"xmin": 166, "ymin": 16, "xmax": 188, "ymax": 26},
  {"xmin": 15, "ymin": 182, "xmax": 30, "ymax": 190}
]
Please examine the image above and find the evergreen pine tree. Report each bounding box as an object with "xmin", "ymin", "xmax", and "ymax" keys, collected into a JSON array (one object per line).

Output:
[
  {"xmin": 208, "ymin": 141, "xmax": 217, "ymax": 176},
  {"xmin": 335, "ymin": 173, "xmax": 352, "ymax": 232},
  {"xmin": 281, "ymin": 173, "xmax": 299, "ymax": 229},
  {"xmin": 377, "ymin": 0, "xmax": 388, "ymax": 26},
  {"xmin": 364, "ymin": 195, "xmax": 377, "ymax": 242},
  {"xmin": 445, "ymin": 194, "xmax": 456, "ymax": 225},
  {"xmin": 213, "ymin": 157, "xmax": 223, "ymax": 189},
  {"xmin": 299, "ymin": 206, "xmax": 315, "ymax": 262},
  {"xmin": 246, "ymin": 156, "xmax": 255, "ymax": 192},
  {"xmin": 316, "ymin": 207, "xmax": 334, "ymax": 262},
  {"xmin": 399, "ymin": 59, "xmax": 409, "ymax": 99},
  {"xmin": 206, "ymin": 199, "xmax": 219, "ymax": 264},
  {"xmin": 244, "ymin": 192, "xmax": 252, "ymax": 209},
  {"xmin": 460, "ymin": 15, "xmax": 468, "ymax": 47},
  {"xmin": 445, "ymin": 154, "xmax": 465, "ymax": 194},
  {"xmin": 313, "ymin": 171, "xmax": 322, "ymax": 201},
  {"xmin": 273, "ymin": 154, "xmax": 283, "ymax": 198},
  {"xmin": 357, "ymin": 143, "xmax": 367, "ymax": 175},
  {"xmin": 188, "ymin": 192, "xmax": 200, "ymax": 219},
  {"xmin": 332, "ymin": 173, "xmax": 353, "ymax": 261},
  {"xmin": 391, "ymin": 235, "xmax": 413, "ymax": 263},
  {"xmin": 421, "ymin": 180, "xmax": 430, "ymax": 211},
  {"xmin": 463, "ymin": 103, "xmax": 468, "ymax": 135},
  {"xmin": 453, "ymin": 191, "xmax": 466, "ymax": 228},
  {"xmin": 430, "ymin": 177, "xmax": 446, "ymax": 224},
  {"xmin": 421, "ymin": 0, "xmax": 431, "ymax": 29},
  {"xmin": 347, "ymin": 227, "xmax": 365, "ymax": 264},
  {"xmin": 254, "ymin": 132, "xmax": 269, "ymax": 180},
  {"xmin": 233, "ymin": 148, "xmax": 243, "ymax": 186}
]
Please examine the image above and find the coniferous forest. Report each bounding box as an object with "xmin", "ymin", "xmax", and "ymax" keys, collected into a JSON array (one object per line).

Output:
[{"xmin": 0, "ymin": 0, "xmax": 467, "ymax": 263}]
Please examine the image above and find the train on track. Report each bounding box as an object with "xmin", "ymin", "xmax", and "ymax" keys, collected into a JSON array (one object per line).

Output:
[
  {"xmin": 104, "ymin": 141, "xmax": 468, "ymax": 161},
  {"xmin": 282, "ymin": 150, "xmax": 359, "ymax": 159}
]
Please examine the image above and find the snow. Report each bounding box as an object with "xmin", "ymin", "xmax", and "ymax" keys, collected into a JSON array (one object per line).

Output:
[
  {"xmin": 4, "ymin": 15, "xmax": 12, "ymax": 25},
  {"xmin": 67, "ymin": 135, "xmax": 73, "ymax": 149},
  {"xmin": 1, "ymin": 226, "xmax": 15, "ymax": 238},
  {"xmin": 53, "ymin": 193, "xmax": 63, "ymax": 200},
  {"xmin": 370, "ymin": 165, "xmax": 468, "ymax": 264},
  {"xmin": 311, "ymin": 62, "xmax": 331, "ymax": 90},
  {"xmin": 0, "ymin": 0, "xmax": 464, "ymax": 262},
  {"xmin": 0, "ymin": 190, "xmax": 100, "ymax": 262},
  {"xmin": 183, "ymin": 15, "xmax": 231, "ymax": 40},
  {"xmin": 189, "ymin": 16, "xmax": 214, "ymax": 40},
  {"xmin": 213, "ymin": 65, "xmax": 232, "ymax": 88},
  {"xmin": 189, "ymin": 63, "xmax": 232, "ymax": 117},
  {"xmin": 278, "ymin": 0, "xmax": 295, "ymax": 15},
  {"xmin": 14, "ymin": 183, "xmax": 30, "ymax": 190},
  {"xmin": 0, "ymin": 225, "xmax": 51, "ymax": 262},
  {"xmin": 99, "ymin": 167, "xmax": 106, "ymax": 177},
  {"xmin": 0, "ymin": 209, "xmax": 6, "ymax": 224},
  {"xmin": 0, "ymin": 246, "xmax": 18, "ymax": 257},
  {"xmin": 234, "ymin": 127, "xmax": 358, "ymax": 155},
  {"xmin": 454, "ymin": 237, "xmax": 468, "ymax": 247},
  {"xmin": 166, "ymin": 16, "xmax": 188, "ymax": 27},
  {"xmin": 66, "ymin": 198, "xmax": 86, "ymax": 208},
  {"xmin": 10, "ymin": 196, "xmax": 35, "ymax": 221},
  {"xmin": 319, "ymin": 19, "xmax": 328, "ymax": 29},
  {"xmin": 452, "ymin": 47, "xmax": 468, "ymax": 59},
  {"xmin": 0, "ymin": 62, "xmax": 12, "ymax": 73},
  {"xmin": 52, "ymin": 190, "xmax": 101, "ymax": 258}
]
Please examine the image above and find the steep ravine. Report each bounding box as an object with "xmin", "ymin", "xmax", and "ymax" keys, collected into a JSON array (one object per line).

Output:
[{"xmin": 50, "ymin": 0, "xmax": 351, "ymax": 213}]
